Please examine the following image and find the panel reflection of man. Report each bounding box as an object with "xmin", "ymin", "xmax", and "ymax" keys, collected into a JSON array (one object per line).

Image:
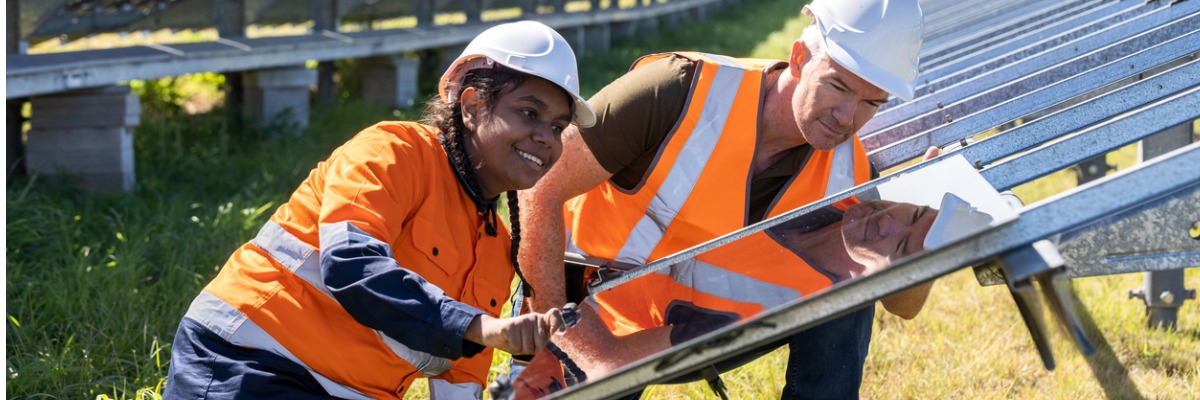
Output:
[{"xmin": 778, "ymin": 193, "xmax": 993, "ymax": 285}]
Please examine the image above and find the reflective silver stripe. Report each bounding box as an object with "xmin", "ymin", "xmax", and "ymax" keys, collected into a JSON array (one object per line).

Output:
[
  {"xmin": 428, "ymin": 379, "xmax": 483, "ymax": 400},
  {"xmin": 823, "ymin": 139, "xmax": 858, "ymax": 198},
  {"xmin": 614, "ymin": 56, "xmax": 746, "ymax": 265},
  {"xmin": 251, "ymin": 221, "xmax": 333, "ymax": 297},
  {"xmin": 184, "ymin": 292, "xmax": 373, "ymax": 400},
  {"xmin": 657, "ymin": 258, "xmax": 801, "ymax": 310},
  {"xmin": 379, "ymin": 334, "xmax": 451, "ymax": 376},
  {"xmin": 232, "ymin": 221, "xmax": 454, "ymax": 376}
]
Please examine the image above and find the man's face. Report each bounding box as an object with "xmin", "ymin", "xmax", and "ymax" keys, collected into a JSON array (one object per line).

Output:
[
  {"xmin": 840, "ymin": 200, "xmax": 937, "ymax": 269},
  {"xmin": 792, "ymin": 55, "xmax": 890, "ymax": 151}
]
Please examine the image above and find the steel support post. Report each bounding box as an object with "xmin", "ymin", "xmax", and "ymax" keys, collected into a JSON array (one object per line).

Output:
[
  {"xmin": 7, "ymin": 0, "xmax": 18, "ymax": 54},
  {"xmin": 312, "ymin": 0, "xmax": 339, "ymax": 107},
  {"xmin": 1129, "ymin": 120, "xmax": 1197, "ymax": 329},
  {"xmin": 8, "ymin": 0, "xmax": 25, "ymax": 178},
  {"xmin": 7, "ymin": 100, "xmax": 26, "ymax": 178},
  {"xmin": 465, "ymin": 0, "xmax": 483, "ymax": 23},
  {"xmin": 415, "ymin": 0, "xmax": 434, "ymax": 27},
  {"xmin": 215, "ymin": 0, "xmax": 247, "ymax": 132}
]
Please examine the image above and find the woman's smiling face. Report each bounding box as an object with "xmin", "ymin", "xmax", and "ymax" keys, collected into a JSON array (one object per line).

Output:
[{"xmin": 461, "ymin": 77, "xmax": 573, "ymax": 198}]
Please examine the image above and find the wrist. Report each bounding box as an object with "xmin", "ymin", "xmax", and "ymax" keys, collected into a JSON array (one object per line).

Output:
[{"xmin": 465, "ymin": 314, "xmax": 491, "ymax": 346}]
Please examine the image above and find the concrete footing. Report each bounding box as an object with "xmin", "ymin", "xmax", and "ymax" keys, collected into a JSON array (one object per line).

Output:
[
  {"xmin": 26, "ymin": 86, "xmax": 139, "ymax": 192},
  {"xmin": 361, "ymin": 55, "xmax": 421, "ymax": 109},
  {"xmin": 244, "ymin": 66, "xmax": 315, "ymax": 130}
]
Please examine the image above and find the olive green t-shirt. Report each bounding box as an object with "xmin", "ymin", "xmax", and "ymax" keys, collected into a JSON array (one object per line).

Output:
[{"xmin": 578, "ymin": 55, "xmax": 811, "ymax": 224}]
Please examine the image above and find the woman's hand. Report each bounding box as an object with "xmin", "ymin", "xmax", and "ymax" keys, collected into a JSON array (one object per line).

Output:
[{"xmin": 466, "ymin": 309, "xmax": 564, "ymax": 355}]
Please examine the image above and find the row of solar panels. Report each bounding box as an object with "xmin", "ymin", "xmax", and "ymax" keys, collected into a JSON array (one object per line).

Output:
[
  {"xmin": 7, "ymin": 0, "xmax": 706, "ymax": 99},
  {"xmin": 557, "ymin": 0, "xmax": 1200, "ymax": 397},
  {"xmin": 15, "ymin": 0, "xmax": 583, "ymax": 44}
]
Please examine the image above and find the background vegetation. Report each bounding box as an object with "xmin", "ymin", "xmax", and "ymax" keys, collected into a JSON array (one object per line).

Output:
[{"xmin": 6, "ymin": 0, "xmax": 1198, "ymax": 398}]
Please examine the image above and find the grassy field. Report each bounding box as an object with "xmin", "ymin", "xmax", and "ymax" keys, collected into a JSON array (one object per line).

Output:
[{"xmin": 6, "ymin": 0, "xmax": 1199, "ymax": 398}]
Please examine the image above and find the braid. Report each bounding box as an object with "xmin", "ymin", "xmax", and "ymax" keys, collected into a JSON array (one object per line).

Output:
[
  {"xmin": 506, "ymin": 191, "xmax": 533, "ymax": 297},
  {"xmin": 447, "ymin": 120, "xmax": 489, "ymax": 213}
]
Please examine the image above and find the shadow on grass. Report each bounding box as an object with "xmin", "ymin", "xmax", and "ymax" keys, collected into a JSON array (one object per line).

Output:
[{"xmin": 1072, "ymin": 283, "xmax": 1146, "ymax": 400}]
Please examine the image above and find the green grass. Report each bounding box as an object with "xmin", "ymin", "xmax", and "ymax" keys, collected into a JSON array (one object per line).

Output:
[
  {"xmin": 6, "ymin": 100, "xmax": 402, "ymax": 398},
  {"xmin": 7, "ymin": 0, "xmax": 1200, "ymax": 398}
]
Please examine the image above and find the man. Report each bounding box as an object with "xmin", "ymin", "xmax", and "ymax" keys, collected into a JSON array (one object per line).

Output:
[{"xmin": 517, "ymin": 0, "xmax": 927, "ymax": 397}]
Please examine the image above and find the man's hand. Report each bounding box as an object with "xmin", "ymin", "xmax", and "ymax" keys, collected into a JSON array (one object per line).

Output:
[
  {"xmin": 879, "ymin": 145, "xmax": 942, "ymax": 319},
  {"xmin": 924, "ymin": 146, "xmax": 940, "ymax": 160},
  {"xmin": 466, "ymin": 309, "xmax": 565, "ymax": 355}
]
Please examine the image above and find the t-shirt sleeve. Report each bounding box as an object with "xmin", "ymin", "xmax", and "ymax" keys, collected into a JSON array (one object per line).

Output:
[{"xmin": 579, "ymin": 55, "xmax": 696, "ymax": 179}]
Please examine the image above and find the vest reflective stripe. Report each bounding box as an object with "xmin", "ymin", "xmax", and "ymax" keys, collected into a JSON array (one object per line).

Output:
[
  {"xmin": 184, "ymin": 291, "xmax": 373, "ymax": 400},
  {"xmin": 429, "ymin": 379, "xmax": 483, "ymax": 400},
  {"xmin": 263, "ymin": 221, "xmax": 455, "ymax": 376},
  {"xmin": 613, "ymin": 54, "xmax": 746, "ymax": 265},
  {"xmin": 767, "ymin": 135, "xmax": 871, "ymax": 220},
  {"xmin": 657, "ymin": 258, "xmax": 800, "ymax": 310}
]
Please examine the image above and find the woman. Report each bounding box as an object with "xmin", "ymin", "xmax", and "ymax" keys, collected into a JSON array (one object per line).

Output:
[{"xmin": 165, "ymin": 20, "xmax": 597, "ymax": 399}]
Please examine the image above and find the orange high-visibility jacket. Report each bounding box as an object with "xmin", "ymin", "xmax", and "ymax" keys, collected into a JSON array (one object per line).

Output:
[
  {"xmin": 564, "ymin": 52, "xmax": 872, "ymax": 335},
  {"xmin": 183, "ymin": 122, "xmax": 513, "ymax": 398}
]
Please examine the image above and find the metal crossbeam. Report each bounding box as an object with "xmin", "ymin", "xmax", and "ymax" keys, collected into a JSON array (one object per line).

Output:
[
  {"xmin": 921, "ymin": 0, "xmax": 1110, "ymax": 70},
  {"xmin": 5, "ymin": 0, "xmax": 719, "ymax": 99},
  {"xmin": 873, "ymin": 1, "xmax": 1200, "ymax": 132},
  {"xmin": 921, "ymin": 0, "xmax": 1059, "ymax": 51},
  {"xmin": 873, "ymin": 60, "xmax": 1200, "ymax": 177},
  {"xmin": 555, "ymin": 143, "xmax": 1200, "ymax": 399},
  {"xmin": 918, "ymin": 0, "xmax": 1162, "ymax": 94},
  {"xmin": 1058, "ymin": 185, "xmax": 1200, "ymax": 278},
  {"xmin": 864, "ymin": 27, "xmax": 1200, "ymax": 169},
  {"xmin": 979, "ymin": 87, "xmax": 1200, "ymax": 190}
]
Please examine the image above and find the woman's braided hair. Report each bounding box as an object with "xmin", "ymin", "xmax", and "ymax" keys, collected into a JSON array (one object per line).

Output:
[{"xmin": 422, "ymin": 64, "xmax": 574, "ymax": 296}]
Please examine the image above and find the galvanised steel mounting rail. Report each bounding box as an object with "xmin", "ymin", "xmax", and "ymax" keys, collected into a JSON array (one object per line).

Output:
[
  {"xmin": 553, "ymin": 143, "xmax": 1200, "ymax": 399},
  {"xmin": 869, "ymin": 0, "xmax": 1199, "ymax": 133}
]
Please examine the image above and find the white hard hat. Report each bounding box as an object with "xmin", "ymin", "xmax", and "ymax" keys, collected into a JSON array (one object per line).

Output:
[
  {"xmin": 439, "ymin": 21, "xmax": 597, "ymax": 127},
  {"xmin": 805, "ymin": 0, "xmax": 923, "ymax": 101},
  {"xmin": 923, "ymin": 192, "xmax": 994, "ymax": 250}
]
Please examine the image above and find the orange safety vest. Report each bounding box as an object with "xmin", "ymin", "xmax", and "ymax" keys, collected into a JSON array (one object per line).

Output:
[
  {"xmin": 564, "ymin": 52, "xmax": 871, "ymax": 335},
  {"xmin": 182, "ymin": 122, "xmax": 513, "ymax": 399}
]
